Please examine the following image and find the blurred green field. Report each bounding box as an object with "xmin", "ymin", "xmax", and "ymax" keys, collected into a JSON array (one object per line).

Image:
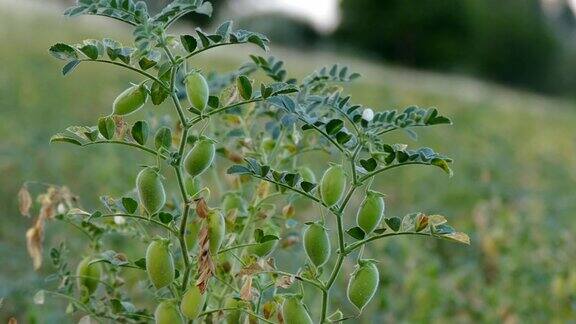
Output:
[{"xmin": 1, "ymin": 1, "xmax": 576, "ymax": 323}]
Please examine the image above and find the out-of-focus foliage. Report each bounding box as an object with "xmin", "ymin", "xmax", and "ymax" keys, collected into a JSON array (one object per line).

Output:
[
  {"xmin": 1, "ymin": 2, "xmax": 575, "ymax": 323},
  {"xmin": 336, "ymin": 0, "xmax": 575, "ymax": 96},
  {"xmin": 237, "ymin": 13, "xmax": 320, "ymax": 49}
]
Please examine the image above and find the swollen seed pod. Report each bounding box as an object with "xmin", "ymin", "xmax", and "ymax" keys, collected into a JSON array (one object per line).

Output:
[
  {"xmin": 185, "ymin": 219, "xmax": 201, "ymax": 251},
  {"xmin": 155, "ymin": 300, "xmax": 184, "ymax": 324},
  {"xmin": 207, "ymin": 210, "xmax": 225, "ymax": 255},
  {"xmin": 136, "ymin": 167, "xmax": 166, "ymax": 215},
  {"xmin": 248, "ymin": 225, "xmax": 279, "ymax": 258},
  {"xmin": 112, "ymin": 84, "xmax": 147, "ymax": 116},
  {"xmin": 185, "ymin": 71, "xmax": 209, "ymax": 111},
  {"xmin": 356, "ymin": 191, "xmax": 385, "ymax": 234},
  {"xmin": 180, "ymin": 285, "xmax": 205, "ymax": 319},
  {"xmin": 320, "ymin": 164, "xmax": 346, "ymax": 206},
  {"xmin": 281, "ymin": 295, "xmax": 313, "ymax": 324},
  {"xmin": 183, "ymin": 138, "xmax": 215, "ymax": 178},
  {"xmin": 222, "ymin": 192, "xmax": 247, "ymax": 214},
  {"xmin": 146, "ymin": 239, "xmax": 175, "ymax": 289},
  {"xmin": 76, "ymin": 257, "xmax": 101, "ymax": 295},
  {"xmin": 303, "ymin": 223, "xmax": 330, "ymax": 267},
  {"xmin": 347, "ymin": 260, "xmax": 379, "ymax": 312},
  {"xmin": 297, "ymin": 166, "xmax": 316, "ymax": 183}
]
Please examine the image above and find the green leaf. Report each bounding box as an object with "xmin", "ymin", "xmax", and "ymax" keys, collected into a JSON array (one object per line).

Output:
[
  {"xmin": 49, "ymin": 43, "xmax": 78, "ymax": 60},
  {"xmin": 150, "ymin": 81, "xmax": 169, "ymax": 105},
  {"xmin": 325, "ymin": 119, "xmax": 344, "ymax": 135},
  {"xmin": 154, "ymin": 126, "xmax": 172, "ymax": 150},
  {"xmin": 121, "ymin": 197, "xmax": 138, "ymax": 214},
  {"xmin": 180, "ymin": 35, "xmax": 198, "ymax": 52},
  {"xmin": 359, "ymin": 158, "xmax": 378, "ymax": 172},
  {"xmin": 138, "ymin": 51, "xmax": 160, "ymax": 70},
  {"xmin": 254, "ymin": 228, "xmax": 264, "ymax": 243},
  {"xmin": 227, "ymin": 165, "xmax": 251, "ymax": 175},
  {"xmin": 385, "ymin": 217, "xmax": 401, "ymax": 232},
  {"xmin": 373, "ymin": 227, "xmax": 387, "ymax": 234},
  {"xmin": 79, "ymin": 44, "xmax": 99, "ymax": 60},
  {"xmin": 158, "ymin": 212, "xmax": 173, "ymax": 224},
  {"xmin": 131, "ymin": 121, "xmax": 149, "ymax": 145},
  {"xmin": 431, "ymin": 158, "xmax": 453, "ymax": 177},
  {"xmin": 237, "ymin": 75, "xmax": 253, "ymax": 100},
  {"xmin": 346, "ymin": 227, "xmax": 366, "ymax": 240},
  {"xmin": 260, "ymin": 234, "xmax": 279, "ymax": 243},
  {"xmin": 300, "ymin": 181, "xmax": 317, "ymax": 192},
  {"xmin": 98, "ymin": 116, "xmax": 116, "ymax": 140},
  {"xmin": 134, "ymin": 258, "xmax": 146, "ymax": 270},
  {"xmin": 197, "ymin": 29, "xmax": 211, "ymax": 48},
  {"xmin": 50, "ymin": 134, "xmax": 82, "ymax": 146},
  {"xmin": 248, "ymin": 34, "xmax": 268, "ymax": 51},
  {"xmin": 62, "ymin": 60, "xmax": 81, "ymax": 76},
  {"xmin": 208, "ymin": 96, "xmax": 220, "ymax": 109}
]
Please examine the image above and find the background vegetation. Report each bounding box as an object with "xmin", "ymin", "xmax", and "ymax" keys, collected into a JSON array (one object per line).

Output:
[{"xmin": 1, "ymin": 0, "xmax": 575, "ymax": 322}]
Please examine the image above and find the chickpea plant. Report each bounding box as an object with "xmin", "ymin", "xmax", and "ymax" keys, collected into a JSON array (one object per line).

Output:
[{"xmin": 20, "ymin": 0, "xmax": 470, "ymax": 323}]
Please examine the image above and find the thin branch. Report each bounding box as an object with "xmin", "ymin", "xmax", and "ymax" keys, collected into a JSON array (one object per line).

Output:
[
  {"xmin": 82, "ymin": 140, "xmax": 167, "ymax": 159},
  {"xmin": 344, "ymin": 231, "xmax": 432, "ymax": 255},
  {"xmin": 99, "ymin": 214, "xmax": 177, "ymax": 234},
  {"xmin": 358, "ymin": 162, "xmax": 430, "ymax": 182},
  {"xmin": 188, "ymin": 98, "xmax": 264, "ymax": 127},
  {"xmin": 78, "ymin": 59, "xmax": 169, "ymax": 91}
]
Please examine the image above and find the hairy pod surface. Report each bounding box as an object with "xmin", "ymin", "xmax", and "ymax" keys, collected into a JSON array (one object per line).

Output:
[
  {"xmin": 76, "ymin": 257, "xmax": 101, "ymax": 295},
  {"xmin": 222, "ymin": 192, "xmax": 247, "ymax": 214},
  {"xmin": 112, "ymin": 84, "xmax": 147, "ymax": 116},
  {"xmin": 298, "ymin": 166, "xmax": 317, "ymax": 183},
  {"xmin": 282, "ymin": 295, "xmax": 313, "ymax": 324},
  {"xmin": 347, "ymin": 260, "xmax": 379, "ymax": 312},
  {"xmin": 184, "ymin": 138, "xmax": 215, "ymax": 178},
  {"xmin": 155, "ymin": 300, "xmax": 184, "ymax": 324},
  {"xmin": 185, "ymin": 219, "xmax": 201, "ymax": 251},
  {"xmin": 136, "ymin": 167, "xmax": 166, "ymax": 215},
  {"xmin": 185, "ymin": 71, "xmax": 209, "ymax": 111},
  {"xmin": 303, "ymin": 223, "xmax": 330, "ymax": 267},
  {"xmin": 180, "ymin": 285, "xmax": 205, "ymax": 319},
  {"xmin": 207, "ymin": 210, "xmax": 225, "ymax": 255},
  {"xmin": 320, "ymin": 164, "xmax": 347, "ymax": 206},
  {"xmin": 356, "ymin": 191, "xmax": 385, "ymax": 234},
  {"xmin": 146, "ymin": 239, "xmax": 175, "ymax": 289}
]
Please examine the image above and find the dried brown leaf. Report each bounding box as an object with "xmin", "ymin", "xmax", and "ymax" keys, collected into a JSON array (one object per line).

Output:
[
  {"xmin": 196, "ymin": 225, "xmax": 214, "ymax": 293},
  {"xmin": 238, "ymin": 263, "xmax": 264, "ymax": 277},
  {"xmin": 256, "ymin": 181, "xmax": 270, "ymax": 199},
  {"xmin": 195, "ymin": 197, "xmax": 209, "ymax": 219},
  {"xmin": 8, "ymin": 317, "xmax": 17, "ymax": 324},
  {"xmin": 18, "ymin": 186, "xmax": 33, "ymax": 217},
  {"xmin": 275, "ymin": 275, "xmax": 294, "ymax": 289},
  {"xmin": 240, "ymin": 275, "xmax": 253, "ymax": 301},
  {"xmin": 26, "ymin": 221, "xmax": 44, "ymax": 270}
]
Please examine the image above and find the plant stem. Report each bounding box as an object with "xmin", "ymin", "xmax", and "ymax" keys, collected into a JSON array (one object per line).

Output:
[
  {"xmin": 79, "ymin": 59, "xmax": 169, "ymax": 91},
  {"xmin": 320, "ymin": 154, "xmax": 360, "ymax": 322},
  {"xmin": 162, "ymin": 43, "xmax": 193, "ymax": 293}
]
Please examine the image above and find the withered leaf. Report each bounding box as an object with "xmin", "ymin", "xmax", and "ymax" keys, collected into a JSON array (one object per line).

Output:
[
  {"xmin": 195, "ymin": 225, "xmax": 214, "ymax": 293},
  {"xmin": 240, "ymin": 275, "xmax": 253, "ymax": 301},
  {"xmin": 18, "ymin": 186, "xmax": 33, "ymax": 217}
]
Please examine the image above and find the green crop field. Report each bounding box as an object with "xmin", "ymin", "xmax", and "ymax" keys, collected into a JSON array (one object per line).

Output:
[{"xmin": 1, "ymin": 1, "xmax": 575, "ymax": 322}]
